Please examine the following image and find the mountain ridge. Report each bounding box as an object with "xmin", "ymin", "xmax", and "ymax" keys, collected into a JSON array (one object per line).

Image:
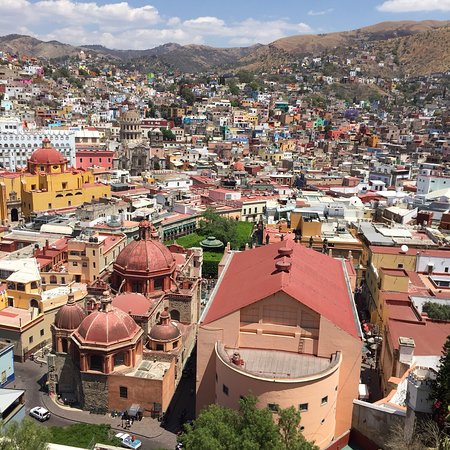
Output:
[{"xmin": 0, "ymin": 20, "xmax": 449, "ymax": 74}]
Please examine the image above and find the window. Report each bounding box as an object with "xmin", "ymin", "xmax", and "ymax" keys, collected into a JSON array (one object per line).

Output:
[
  {"xmin": 40, "ymin": 329, "xmax": 44, "ymax": 336},
  {"xmin": 397, "ymin": 263, "xmax": 404, "ymax": 269},
  {"xmin": 48, "ymin": 203, "xmax": 52, "ymax": 209},
  {"xmin": 156, "ymin": 344, "xmax": 164, "ymax": 351},
  {"xmin": 222, "ymin": 384, "xmax": 229, "ymax": 396},
  {"xmin": 119, "ymin": 386, "xmax": 128, "ymax": 398},
  {"xmin": 29, "ymin": 336, "xmax": 33, "ymax": 344},
  {"xmin": 299, "ymin": 403, "xmax": 308, "ymax": 412},
  {"xmin": 114, "ymin": 353, "xmax": 125, "ymax": 366},
  {"xmin": 321, "ymin": 396, "xmax": 328, "ymax": 405},
  {"xmin": 267, "ymin": 403, "xmax": 279, "ymax": 412},
  {"xmin": 72, "ymin": 262, "xmax": 78, "ymax": 266},
  {"xmin": 90, "ymin": 355, "xmax": 103, "ymax": 371},
  {"xmin": 93, "ymin": 262, "xmax": 96, "ymax": 268},
  {"xmin": 154, "ymin": 277, "xmax": 164, "ymax": 290},
  {"xmin": 445, "ymin": 267, "xmax": 449, "ymax": 273},
  {"xmin": 82, "ymin": 262, "xmax": 88, "ymax": 267},
  {"xmin": 62, "ymin": 182, "xmax": 67, "ymax": 189}
]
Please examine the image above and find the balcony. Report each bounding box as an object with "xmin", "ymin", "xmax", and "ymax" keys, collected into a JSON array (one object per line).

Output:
[{"xmin": 216, "ymin": 342, "xmax": 340, "ymax": 383}]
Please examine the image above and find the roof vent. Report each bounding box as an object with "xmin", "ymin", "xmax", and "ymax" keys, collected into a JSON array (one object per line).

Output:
[
  {"xmin": 275, "ymin": 259, "xmax": 292, "ymax": 272},
  {"xmin": 278, "ymin": 247, "xmax": 293, "ymax": 257}
]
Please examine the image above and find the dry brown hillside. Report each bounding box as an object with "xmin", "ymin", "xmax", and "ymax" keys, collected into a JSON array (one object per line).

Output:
[
  {"xmin": 372, "ymin": 26, "xmax": 450, "ymax": 76},
  {"xmin": 273, "ymin": 20, "xmax": 450, "ymax": 55}
]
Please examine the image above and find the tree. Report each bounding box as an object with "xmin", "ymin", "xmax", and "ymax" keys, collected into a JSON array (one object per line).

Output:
[
  {"xmin": 161, "ymin": 128, "xmax": 176, "ymax": 141},
  {"xmin": 432, "ymin": 336, "xmax": 450, "ymax": 429},
  {"xmin": 0, "ymin": 418, "xmax": 50, "ymax": 450},
  {"xmin": 179, "ymin": 396, "xmax": 317, "ymax": 450},
  {"xmin": 278, "ymin": 406, "xmax": 318, "ymax": 450},
  {"xmin": 180, "ymin": 87, "xmax": 194, "ymax": 105},
  {"xmin": 237, "ymin": 70, "xmax": 254, "ymax": 84},
  {"xmin": 198, "ymin": 208, "xmax": 251, "ymax": 250},
  {"xmin": 423, "ymin": 302, "xmax": 450, "ymax": 321}
]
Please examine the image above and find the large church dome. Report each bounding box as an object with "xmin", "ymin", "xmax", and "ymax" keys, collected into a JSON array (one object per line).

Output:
[
  {"xmin": 29, "ymin": 137, "xmax": 67, "ymax": 165},
  {"xmin": 114, "ymin": 221, "xmax": 175, "ymax": 275}
]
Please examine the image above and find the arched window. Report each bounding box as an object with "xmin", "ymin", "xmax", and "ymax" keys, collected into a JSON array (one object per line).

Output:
[
  {"xmin": 170, "ymin": 309, "xmax": 180, "ymax": 321},
  {"xmin": 30, "ymin": 299, "xmax": 39, "ymax": 309},
  {"xmin": 61, "ymin": 338, "xmax": 68, "ymax": 353}
]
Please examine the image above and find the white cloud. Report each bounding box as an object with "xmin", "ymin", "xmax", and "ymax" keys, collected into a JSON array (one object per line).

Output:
[
  {"xmin": 377, "ymin": 0, "xmax": 450, "ymax": 12},
  {"xmin": 307, "ymin": 8, "xmax": 334, "ymax": 16},
  {"xmin": 0, "ymin": 0, "xmax": 313, "ymax": 49}
]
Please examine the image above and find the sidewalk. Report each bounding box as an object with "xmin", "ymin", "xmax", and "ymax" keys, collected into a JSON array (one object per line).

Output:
[{"xmin": 41, "ymin": 393, "xmax": 177, "ymax": 448}]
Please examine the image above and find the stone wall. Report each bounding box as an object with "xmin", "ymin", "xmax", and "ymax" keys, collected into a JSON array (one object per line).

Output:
[
  {"xmin": 80, "ymin": 372, "xmax": 108, "ymax": 413},
  {"xmin": 47, "ymin": 353, "xmax": 83, "ymax": 402},
  {"xmin": 168, "ymin": 297, "xmax": 193, "ymax": 324},
  {"xmin": 352, "ymin": 399, "xmax": 405, "ymax": 449}
]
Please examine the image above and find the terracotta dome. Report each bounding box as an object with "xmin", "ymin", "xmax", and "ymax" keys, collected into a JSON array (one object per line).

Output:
[
  {"xmin": 114, "ymin": 235, "xmax": 175, "ymax": 275},
  {"xmin": 29, "ymin": 138, "xmax": 67, "ymax": 165},
  {"xmin": 149, "ymin": 310, "xmax": 181, "ymax": 342},
  {"xmin": 233, "ymin": 161, "xmax": 245, "ymax": 171},
  {"xmin": 74, "ymin": 299, "xmax": 141, "ymax": 346},
  {"xmin": 54, "ymin": 296, "xmax": 86, "ymax": 330}
]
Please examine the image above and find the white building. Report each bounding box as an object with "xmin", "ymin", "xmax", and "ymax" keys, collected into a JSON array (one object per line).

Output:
[
  {"xmin": 0, "ymin": 118, "xmax": 75, "ymax": 170},
  {"xmin": 416, "ymin": 163, "xmax": 450, "ymax": 196}
]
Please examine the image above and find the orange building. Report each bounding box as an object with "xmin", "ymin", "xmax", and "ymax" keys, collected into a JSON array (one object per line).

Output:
[{"xmin": 196, "ymin": 241, "xmax": 362, "ymax": 449}]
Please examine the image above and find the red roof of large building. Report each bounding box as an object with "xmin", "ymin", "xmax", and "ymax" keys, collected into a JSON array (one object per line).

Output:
[
  {"xmin": 202, "ymin": 241, "xmax": 360, "ymax": 338},
  {"xmin": 388, "ymin": 316, "xmax": 450, "ymax": 355}
]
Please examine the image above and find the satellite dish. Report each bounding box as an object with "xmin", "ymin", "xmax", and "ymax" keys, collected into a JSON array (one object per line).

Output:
[{"xmin": 401, "ymin": 245, "xmax": 409, "ymax": 253}]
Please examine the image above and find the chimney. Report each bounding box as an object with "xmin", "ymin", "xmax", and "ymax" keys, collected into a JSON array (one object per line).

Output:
[{"xmin": 398, "ymin": 337, "xmax": 415, "ymax": 365}]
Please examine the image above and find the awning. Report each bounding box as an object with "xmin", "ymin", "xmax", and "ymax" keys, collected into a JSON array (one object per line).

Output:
[{"xmin": 127, "ymin": 404, "xmax": 143, "ymax": 417}]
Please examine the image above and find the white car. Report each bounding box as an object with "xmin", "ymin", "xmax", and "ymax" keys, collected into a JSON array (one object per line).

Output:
[
  {"xmin": 115, "ymin": 432, "xmax": 142, "ymax": 449},
  {"xmin": 29, "ymin": 406, "xmax": 51, "ymax": 421}
]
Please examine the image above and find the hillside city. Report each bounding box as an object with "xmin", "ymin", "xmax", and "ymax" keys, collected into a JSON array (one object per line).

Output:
[{"xmin": 0, "ymin": 18, "xmax": 449, "ymax": 450}]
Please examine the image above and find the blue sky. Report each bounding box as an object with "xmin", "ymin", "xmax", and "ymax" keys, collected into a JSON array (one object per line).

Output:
[{"xmin": 1, "ymin": 0, "xmax": 449, "ymax": 49}]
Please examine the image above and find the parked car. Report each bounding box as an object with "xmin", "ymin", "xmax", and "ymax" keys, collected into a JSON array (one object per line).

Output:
[
  {"xmin": 115, "ymin": 432, "xmax": 142, "ymax": 449},
  {"xmin": 29, "ymin": 406, "xmax": 50, "ymax": 422}
]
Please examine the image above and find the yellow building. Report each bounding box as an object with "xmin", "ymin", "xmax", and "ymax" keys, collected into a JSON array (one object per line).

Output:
[
  {"xmin": 0, "ymin": 138, "xmax": 111, "ymax": 222},
  {"xmin": 364, "ymin": 246, "xmax": 417, "ymax": 325},
  {"xmin": 0, "ymin": 256, "xmax": 87, "ymax": 360}
]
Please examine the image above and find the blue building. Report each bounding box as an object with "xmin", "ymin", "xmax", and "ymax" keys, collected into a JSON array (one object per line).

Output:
[
  {"xmin": 0, "ymin": 389, "xmax": 25, "ymax": 424},
  {"xmin": 0, "ymin": 343, "xmax": 14, "ymax": 387}
]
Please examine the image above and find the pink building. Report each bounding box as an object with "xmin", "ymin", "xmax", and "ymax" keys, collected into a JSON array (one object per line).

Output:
[
  {"xmin": 197, "ymin": 241, "xmax": 362, "ymax": 449},
  {"xmin": 76, "ymin": 149, "xmax": 115, "ymax": 170}
]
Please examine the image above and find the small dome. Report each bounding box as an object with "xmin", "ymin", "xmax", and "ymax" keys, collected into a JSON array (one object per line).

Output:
[
  {"xmin": 149, "ymin": 312, "xmax": 181, "ymax": 342},
  {"xmin": 54, "ymin": 295, "xmax": 86, "ymax": 330},
  {"xmin": 233, "ymin": 161, "xmax": 245, "ymax": 171},
  {"xmin": 74, "ymin": 294, "xmax": 140, "ymax": 346},
  {"xmin": 29, "ymin": 138, "xmax": 67, "ymax": 165}
]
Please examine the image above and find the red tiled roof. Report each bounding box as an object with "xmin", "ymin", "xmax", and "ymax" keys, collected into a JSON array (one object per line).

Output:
[
  {"xmin": 202, "ymin": 241, "xmax": 359, "ymax": 338},
  {"xmin": 388, "ymin": 318, "xmax": 450, "ymax": 355}
]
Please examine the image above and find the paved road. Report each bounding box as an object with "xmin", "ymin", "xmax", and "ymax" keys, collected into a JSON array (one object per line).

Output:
[{"xmin": 14, "ymin": 360, "xmax": 178, "ymax": 449}]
